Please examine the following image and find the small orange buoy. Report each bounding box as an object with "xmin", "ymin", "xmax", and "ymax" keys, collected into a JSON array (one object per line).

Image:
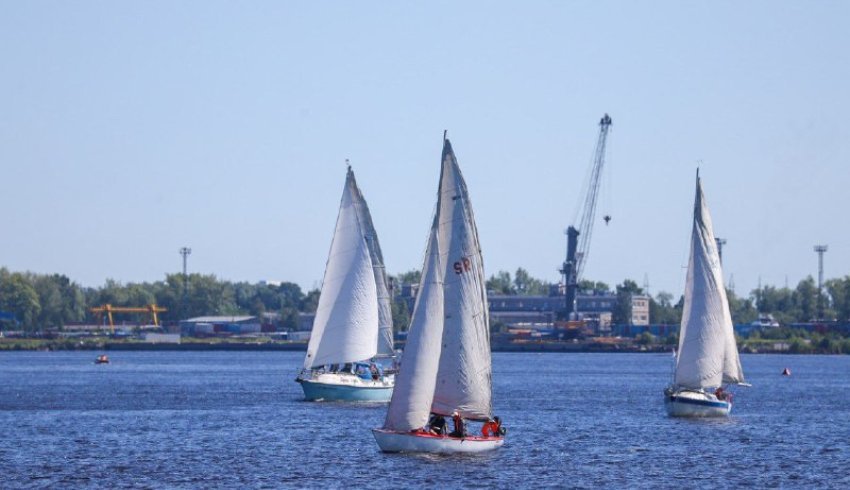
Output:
[{"xmin": 782, "ymin": 367, "xmax": 791, "ymax": 376}]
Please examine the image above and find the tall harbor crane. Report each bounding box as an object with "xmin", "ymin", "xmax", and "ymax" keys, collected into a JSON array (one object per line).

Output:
[{"xmin": 560, "ymin": 113, "xmax": 613, "ymax": 319}]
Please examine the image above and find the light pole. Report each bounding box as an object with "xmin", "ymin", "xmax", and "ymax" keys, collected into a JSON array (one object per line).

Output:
[
  {"xmin": 813, "ymin": 245, "xmax": 828, "ymax": 320},
  {"xmin": 179, "ymin": 247, "xmax": 192, "ymax": 317}
]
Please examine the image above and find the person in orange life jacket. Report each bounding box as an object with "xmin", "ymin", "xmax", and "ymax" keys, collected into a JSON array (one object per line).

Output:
[{"xmin": 482, "ymin": 416, "xmax": 502, "ymax": 437}]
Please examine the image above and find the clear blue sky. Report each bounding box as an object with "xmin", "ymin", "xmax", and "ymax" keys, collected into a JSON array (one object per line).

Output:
[{"xmin": 1, "ymin": 1, "xmax": 848, "ymax": 298}]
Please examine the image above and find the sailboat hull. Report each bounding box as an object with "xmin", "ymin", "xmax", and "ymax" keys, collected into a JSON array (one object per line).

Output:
[
  {"xmin": 665, "ymin": 391, "xmax": 731, "ymax": 417},
  {"xmin": 297, "ymin": 373, "xmax": 393, "ymax": 402},
  {"xmin": 372, "ymin": 429, "xmax": 504, "ymax": 453}
]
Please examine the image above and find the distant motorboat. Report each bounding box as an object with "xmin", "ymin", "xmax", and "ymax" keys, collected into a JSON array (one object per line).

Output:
[
  {"xmin": 295, "ymin": 165, "xmax": 396, "ymax": 402},
  {"xmin": 373, "ymin": 135, "xmax": 504, "ymax": 454},
  {"xmin": 751, "ymin": 314, "xmax": 780, "ymax": 329},
  {"xmin": 94, "ymin": 354, "xmax": 109, "ymax": 364},
  {"xmin": 664, "ymin": 171, "xmax": 748, "ymax": 418}
]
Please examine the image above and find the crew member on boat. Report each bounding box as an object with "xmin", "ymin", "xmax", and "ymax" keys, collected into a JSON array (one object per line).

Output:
[
  {"xmin": 482, "ymin": 417, "xmax": 503, "ymax": 438},
  {"xmin": 428, "ymin": 414, "xmax": 447, "ymax": 435},
  {"xmin": 450, "ymin": 412, "xmax": 466, "ymax": 438}
]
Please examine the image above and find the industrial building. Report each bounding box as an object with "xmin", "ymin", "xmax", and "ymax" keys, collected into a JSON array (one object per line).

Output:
[
  {"xmin": 180, "ymin": 316, "xmax": 261, "ymax": 336},
  {"xmin": 397, "ymin": 284, "xmax": 650, "ymax": 336}
]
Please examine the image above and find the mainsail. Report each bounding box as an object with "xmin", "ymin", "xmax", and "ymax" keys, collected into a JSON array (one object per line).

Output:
[
  {"xmin": 674, "ymin": 172, "xmax": 745, "ymax": 389},
  {"xmin": 383, "ymin": 137, "xmax": 492, "ymax": 431},
  {"xmin": 303, "ymin": 167, "xmax": 380, "ymax": 370}
]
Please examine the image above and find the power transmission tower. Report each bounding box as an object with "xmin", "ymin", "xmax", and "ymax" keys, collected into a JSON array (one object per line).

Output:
[{"xmin": 814, "ymin": 245, "xmax": 828, "ymax": 320}]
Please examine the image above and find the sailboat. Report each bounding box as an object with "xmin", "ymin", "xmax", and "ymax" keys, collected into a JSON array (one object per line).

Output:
[
  {"xmin": 295, "ymin": 164, "xmax": 396, "ymax": 402},
  {"xmin": 372, "ymin": 134, "xmax": 504, "ymax": 453},
  {"xmin": 664, "ymin": 170, "xmax": 747, "ymax": 417}
]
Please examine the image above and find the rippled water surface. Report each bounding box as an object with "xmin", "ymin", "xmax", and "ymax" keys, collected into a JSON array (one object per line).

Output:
[{"xmin": 1, "ymin": 351, "xmax": 848, "ymax": 488}]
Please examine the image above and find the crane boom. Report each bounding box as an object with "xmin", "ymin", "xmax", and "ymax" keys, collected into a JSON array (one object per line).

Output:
[{"xmin": 560, "ymin": 113, "xmax": 612, "ymax": 319}]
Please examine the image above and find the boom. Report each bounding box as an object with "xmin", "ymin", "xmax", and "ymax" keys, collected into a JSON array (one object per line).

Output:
[{"xmin": 560, "ymin": 114, "xmax": 613, "ymax": 318}]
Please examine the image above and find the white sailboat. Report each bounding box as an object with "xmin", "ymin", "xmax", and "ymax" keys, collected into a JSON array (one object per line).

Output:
[
  {"xmin": 373, "ymin": 135, "xmax": 504, "ymax": 453},
  {"xmin": 296, "ymin": 165, "xmax": 396, "ymax": 402},
  {"xmin": 664, "ymin": 171, "xmax": 747, "ymax": 417}
]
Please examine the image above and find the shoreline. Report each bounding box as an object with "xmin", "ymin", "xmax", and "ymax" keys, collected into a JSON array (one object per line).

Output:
[{"xmin": 0, "ymin": 339, "xmax": 837, "ymax": 354}]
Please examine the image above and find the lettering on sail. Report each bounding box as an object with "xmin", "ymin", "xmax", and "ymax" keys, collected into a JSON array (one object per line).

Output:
[{"xmin": 453, "ymin": 257, "xmax": 472, "ymax": 275}]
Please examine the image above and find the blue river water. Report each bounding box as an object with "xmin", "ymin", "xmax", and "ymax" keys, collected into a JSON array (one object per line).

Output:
[{"xmin": 1, "ymin": 351, "xmax": 848, "ymax": 489}]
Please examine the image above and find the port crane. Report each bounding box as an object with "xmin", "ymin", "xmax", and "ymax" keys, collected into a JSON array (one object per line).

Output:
[
  {"xmin": 560, "ymin": 113, "xmax": 613, "ymax": 319},
  {"xmin": 90, "ymin": 304, "xmax": 167, "ymax": 333}
]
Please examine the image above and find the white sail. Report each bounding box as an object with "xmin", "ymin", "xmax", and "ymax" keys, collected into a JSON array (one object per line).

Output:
[
  {"xmin": 349, "ymin": 173, "xmax": 395, "ymax": 358},
  {"xmin": 430, "ymin": 139, "xmax": 492, "ymax": 420},
  {"xmin": 674, "ymin": 173, "xmax": 745, "ymax": 389},
  {"xmin": 383, "ymin": 223, "xmax": 446, "ymax": 431},
  {"xmin": 383, "ymin": 136, "xmax": 493, "ymax": 430},
  {"xmin": 303, "ymin": 169, "xmax": 379, "ymax": 370}
]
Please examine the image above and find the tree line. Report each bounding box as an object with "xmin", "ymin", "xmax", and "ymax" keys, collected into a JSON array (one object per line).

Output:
[
  {"xmin": 1, "ymin": 266, "xmax": 849, "ymax": 332},
  {"xmin": 0, "ymin": 268, "xmax": 320, "ymax": 332}
]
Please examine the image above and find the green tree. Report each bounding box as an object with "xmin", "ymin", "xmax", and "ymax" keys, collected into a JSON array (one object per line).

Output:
[
  {"xmin": 650, "ymin": 291, "xmax": 681, "ymax": 325},
  {"xmin": 279, "ymin": 306, "xmax": 300, "ymax": 331},
  {"xmin": 789, "ymin": 337, "xmax": 812, "ymax": 354},
  {"xmin": 0, "ymin": 272, "xmax": 41, "ymax": 330},
  {"xmin": 301, "ymin": 289, "xmax": 321, "ymax": 313},
  {"xmin": 487, "ymin": 270, "xmax": 515, "ymax": 295},
  {"xmin": 233, "ymin": 282, "xmax": 260, "ymax": 313},
  {"xmin": 278, "ymin": 282, "xmax": 305, "ymax": 310},
  {"xmin": 394, "ymin": 270, "xmax": 421, "ymax": 286},
  {"xmin": 31, "ymin": 274, "xmax": 86, "ymax": 328},
  {"xmin": 751, "ymin": 284, "xmax": 799, "ymax": 325},
  {"xmin": 391, "ymin": 298, "xmax": 411, "ymax": 332},
  {"xmin": 156, "ymin": 273, "xmax": 238, "ymax": 320},
  {"xmin": 726, "ymin": 288, "xmax": 757, "ymax": 324},
  {"xmin": 825, "ymin": 277, "xmax": 850, "ymax": 321},
  {"xmin": 513, "ymin": 268, "xmax": 548, "ymax": 295},
  {"xmin": 795, "ymin": 277, "xmax": 819, "ymax": 321},
  {"xmin": 613, "ymin": 279, "xmax": 643, "ymax": 324}
]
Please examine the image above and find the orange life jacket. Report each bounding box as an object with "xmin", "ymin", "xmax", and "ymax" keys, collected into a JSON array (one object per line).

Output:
[{"xmin": 482, "ymin": 421, "xmax": 499, "ymax": 437}]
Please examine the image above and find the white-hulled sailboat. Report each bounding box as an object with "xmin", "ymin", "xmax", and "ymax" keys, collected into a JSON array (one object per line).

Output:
[
  {"xmin": 296, "ymin": 165, "xmax": 396, "ymax": 402},
  {"xmin": 664, "ymin": 171, "xmax": 747, "ymax": 417},
  {"xmin": 373, "ymin": 134, "xmax": 504, "ymax": 453}
]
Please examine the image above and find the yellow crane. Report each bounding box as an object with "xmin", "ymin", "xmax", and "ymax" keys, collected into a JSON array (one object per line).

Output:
[{"xmin": 90, "ymin": 304, "xmax": 168, "ymax": 333}]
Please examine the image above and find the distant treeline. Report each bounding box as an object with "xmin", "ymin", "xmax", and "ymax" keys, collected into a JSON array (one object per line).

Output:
[{"xmin": 1, "ymin": 266, "xmax": 849, "ymax": 332}]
